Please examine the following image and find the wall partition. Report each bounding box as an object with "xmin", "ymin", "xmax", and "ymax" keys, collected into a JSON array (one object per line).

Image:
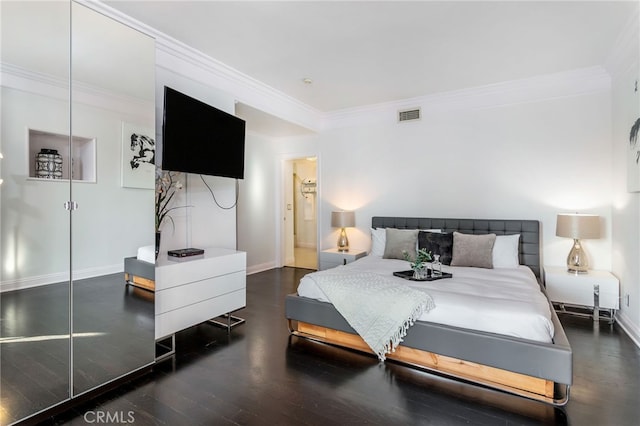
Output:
[{"xmin": 0, "ymin": 1, "xmax": 155, "ymax": 424}]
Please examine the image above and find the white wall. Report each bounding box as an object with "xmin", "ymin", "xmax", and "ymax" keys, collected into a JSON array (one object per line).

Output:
[
  {"xmin": 234, "ymin": 70, "xmax": 616, "ymax": 278},
  {"xmin": 154, "ymin": 66, "xmax": 238, "ymax": 253},
  {"xmin": 317, "ymin": 88, "xmax": 613, "ymax": 272},
  {"xmin": 1, "ymin": 84, "xmax": 154, "ymax": 291},
  {"xmin": 238, "ymin": 132, "xmax": 318, "ymax": 274},
  {"xmin": 237, "ymin": 132, "xmax": 279, "ymax": 272},
  {"xmin": 609, "ymin": 6, "xmax": 640, "ymax": 345}
]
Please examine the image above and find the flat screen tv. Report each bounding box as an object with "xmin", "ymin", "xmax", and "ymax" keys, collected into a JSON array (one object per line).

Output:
[{"xmin": 162, "ymin": 86, "xmax": 245, "ymax": 179}]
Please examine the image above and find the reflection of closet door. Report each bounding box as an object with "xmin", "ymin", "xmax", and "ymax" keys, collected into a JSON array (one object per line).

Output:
[
  {"xmin": 70, "ymin": 2, "xmax": 156, "ymax": 396},
  {"xmin": 0, "ymin": 1, "xmax": 72, "ymax": 423}
]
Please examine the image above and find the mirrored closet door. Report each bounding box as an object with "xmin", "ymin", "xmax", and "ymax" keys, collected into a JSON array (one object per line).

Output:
[
  {"xmin": 1, "ymin": 1, "xmax": 72, "ymax": 423},
  {"xmin": 1, "ymin": 2, "xmax": 156, "ymax": 423},
  {"xmin": 70, "ymin": 1, "xmax": 155, "ymax": 397}
]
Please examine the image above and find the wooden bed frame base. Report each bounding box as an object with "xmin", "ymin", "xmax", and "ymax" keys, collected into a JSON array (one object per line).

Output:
[
  {"xmin": 124, "ymin": 273, "xmax": 155, "ymax": 292},
  {"xmin": 290, "ymin": 320, "xmax": 566, "ymax": 405}
]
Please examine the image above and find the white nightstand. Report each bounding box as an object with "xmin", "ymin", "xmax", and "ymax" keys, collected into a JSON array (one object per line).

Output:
[
  {"xmin": 544, "ymin": 266, "xmax": 619, "ymax": 324},
  {"xmin": 319, "ymin": 248, "xmax": 367, "ymax": 270}
]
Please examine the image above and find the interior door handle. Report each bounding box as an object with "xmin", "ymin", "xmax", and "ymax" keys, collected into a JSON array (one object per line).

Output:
[{"xmin": 64, "ymin": 201, "xmax": 79, "ymax": 211}]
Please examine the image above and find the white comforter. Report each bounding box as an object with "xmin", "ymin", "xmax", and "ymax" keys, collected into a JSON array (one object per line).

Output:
[{"xmin": 297, "ymin": 255, "xmax": 555, "ymax": 343}]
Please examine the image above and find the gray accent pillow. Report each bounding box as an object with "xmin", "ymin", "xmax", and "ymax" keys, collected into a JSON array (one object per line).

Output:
[
  {"xmin": 419, "ymin": 231, "xmax": 453, "ymax": 265},
  {"xmin": 383, "ymin": 229, "xmax": 419, "ymax": 260},
  {"xmin": 450, "ymin": 232, "xmax": 496, "ymax": 268}
]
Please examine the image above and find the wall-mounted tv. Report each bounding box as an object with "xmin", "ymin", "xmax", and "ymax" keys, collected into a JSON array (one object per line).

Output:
[{"xmin": 162, "ymin": 86, "xmax": 245, "ymax": 179}]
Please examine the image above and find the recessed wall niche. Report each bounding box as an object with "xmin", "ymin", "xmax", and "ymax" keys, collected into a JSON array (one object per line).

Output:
[{"xmin": 28, "ymin": 128, "xmax": 96, "ymax": 182}]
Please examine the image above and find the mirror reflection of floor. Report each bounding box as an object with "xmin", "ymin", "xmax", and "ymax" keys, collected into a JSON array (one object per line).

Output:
[{"xmin": 0, "ymin": 274, "xmax": 155, "ymax": 424}]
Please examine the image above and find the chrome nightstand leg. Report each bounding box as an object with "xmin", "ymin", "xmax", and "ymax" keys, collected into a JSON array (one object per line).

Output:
[{"xmin": 593, "ymin": 284, "xmax": 600, "ymax": 322}]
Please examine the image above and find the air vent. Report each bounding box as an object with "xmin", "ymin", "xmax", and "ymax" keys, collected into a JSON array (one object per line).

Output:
[{"xmin": 398, "ymin": 108, "xmax": 421, "ymax": 122}]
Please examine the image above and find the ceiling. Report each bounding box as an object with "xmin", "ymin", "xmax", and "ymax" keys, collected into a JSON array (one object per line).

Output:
[{"xmin": 104, "ymin": 0, "xmax": 636, "ymax": 114}]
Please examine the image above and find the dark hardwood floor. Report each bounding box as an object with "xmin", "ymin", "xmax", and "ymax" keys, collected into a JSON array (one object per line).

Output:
[
  {"xmin": 1, "ymin": 274, "xmax": 154, "ymax": 425},
  {"xmin": 40, "ymin": 267, "xmax": 640, "ymax": 426}
]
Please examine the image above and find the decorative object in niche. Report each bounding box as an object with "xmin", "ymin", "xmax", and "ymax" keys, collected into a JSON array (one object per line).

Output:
[
  {"xmin": 122, "ymin": 122, "xmax": 155, "ymax": 189},
  {"xmin": 28, "ymin": 129, "xmax": 96, "ymax": 182},
  {"xmin": 35, "ymin": 149, "xmax": 63, "ymax": 179}
]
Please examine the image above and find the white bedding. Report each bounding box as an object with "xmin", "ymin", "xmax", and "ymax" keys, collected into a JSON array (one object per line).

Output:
[
  {"xmin": 137, "ymin": 245, "xmax": 155, "ymax": 264},
  {"xmin": 297, "ymin": 255, "xmax": 555, "ymax": 343}
]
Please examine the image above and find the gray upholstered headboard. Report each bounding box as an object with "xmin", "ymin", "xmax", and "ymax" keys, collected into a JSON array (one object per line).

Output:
[{"xmin": 371, "ymin": 216, "xmax": 542, "ymax": 281}]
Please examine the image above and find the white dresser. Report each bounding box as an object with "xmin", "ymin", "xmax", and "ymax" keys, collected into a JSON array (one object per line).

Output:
[
  {"xmin": 544, "ymin": 265, "xmax": 619, "ymax": 323},
  {"xmin": 155, "ymin": 247, "xmax": 246, "ymax": 340}
]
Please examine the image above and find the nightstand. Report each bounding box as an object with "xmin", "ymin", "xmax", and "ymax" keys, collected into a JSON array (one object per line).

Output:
[
  {"xmin": 544, "ymin": 266, "xmax": 619, "ymax": 324},
  {"xmin": 319, "ymin": 248, "xmax": 367, "ymax": 270}
]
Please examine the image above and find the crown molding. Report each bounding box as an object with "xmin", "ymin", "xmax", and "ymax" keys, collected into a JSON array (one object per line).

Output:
[
  {"xmin": 83, "ymin": 1, "xmax": 615, "ymax": 134},
  {"xmin": 323, "ymin": 66, "xmax": 611, "ymax": 130},
  {"xmin": 0, "ymin": 62, "xmax": 69, "ymax": 98},
  {"xmin": 1, "ymin": 62, "xmax": 154, "ymax": 120},
  {"xmin": 153, "ymin": 38, "xmax": 322, "ymax": 132},
  {"xmin": 83, "ymin": 0, "xmax": 322, "ymax": 133}
]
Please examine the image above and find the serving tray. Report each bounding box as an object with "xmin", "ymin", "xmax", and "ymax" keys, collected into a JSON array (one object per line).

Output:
[{"xmin": 393, "ymin": 270, "xmax": 453, "ymax": 282}]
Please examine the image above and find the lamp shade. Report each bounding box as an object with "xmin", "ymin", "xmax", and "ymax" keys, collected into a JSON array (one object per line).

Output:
[
  {"xmin": 556, "ymin": 214, "xmax": 600, "ymax": 239},
  {"xmin": 331, "ymin": 211, "xmax": 355, "ymax": 228}
]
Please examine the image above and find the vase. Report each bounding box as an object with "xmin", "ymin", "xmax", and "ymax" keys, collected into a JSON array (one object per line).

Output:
[
  {"xmin": 432, "ymin": 254, "xmax": 442, "ymax": 277},
  {"xmin": 35, "ymin": 148, "xmax": 63, "ymax": 179},
  {"xmin": 155, "ymin": 231, "xmax": 161, "ymax": 260},
  {"xmin": 412, "ymin": 265, "xmax": 428, "ymax": 280}
]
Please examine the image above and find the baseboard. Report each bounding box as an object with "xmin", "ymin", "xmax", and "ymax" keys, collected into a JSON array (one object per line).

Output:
[
  {"xmin": 0, "ymin": 264, "xmax": 123, "ymax": 293},
  {"xmin": 616, "ymin": 311, "xmax": 640, "ymax": 349},
  {"xmin": 247, "ymin": 261, "xmax": 276, "ymax": 276}
]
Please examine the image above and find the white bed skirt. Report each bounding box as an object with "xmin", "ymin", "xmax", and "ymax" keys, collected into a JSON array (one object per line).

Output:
[{"xmin": 297, "ymin": 255, "xmax": 554, "ymax": 343}]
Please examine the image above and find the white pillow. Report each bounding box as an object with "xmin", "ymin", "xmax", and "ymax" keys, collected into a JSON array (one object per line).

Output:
[
  {"xmin": 492, "ymin": 234, "xmax": 520, "ymax": 268},
  {"xmin": 370, "ymin": 228, "xmax": 386, "ymax": 256}
]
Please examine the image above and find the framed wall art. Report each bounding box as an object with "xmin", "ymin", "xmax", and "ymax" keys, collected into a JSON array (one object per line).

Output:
[{"xmin": 122, "ymin": 122, "xmax": 155, "ymax": 189}]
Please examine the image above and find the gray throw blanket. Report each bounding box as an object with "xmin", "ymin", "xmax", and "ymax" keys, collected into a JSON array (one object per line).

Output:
[{"xmin": 307, "ymin": 270, "xmax": 435, "ymax": 361}]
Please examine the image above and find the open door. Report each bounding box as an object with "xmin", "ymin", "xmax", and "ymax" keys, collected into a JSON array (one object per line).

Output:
[{"xmin": 283, "ymin": 157, "xmax": 317, "ymax": 269}]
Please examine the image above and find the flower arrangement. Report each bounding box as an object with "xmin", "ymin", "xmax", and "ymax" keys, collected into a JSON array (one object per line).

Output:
[
  {"xmin": 155, "ymin": 169, "xmax": 187, "ymax": 232},
  {"xmin": 403, "ymin": 248, "xmax": 433, "ymax": 279}
]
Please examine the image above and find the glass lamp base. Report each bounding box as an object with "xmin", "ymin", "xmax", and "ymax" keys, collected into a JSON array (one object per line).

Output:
[
  {"xmin": 567, "ymin": 239, "xmax": 589, "ymax": 274},
  {"xmin": 337, "ymin": 228, "xmax": 349, "ymax": 252}
]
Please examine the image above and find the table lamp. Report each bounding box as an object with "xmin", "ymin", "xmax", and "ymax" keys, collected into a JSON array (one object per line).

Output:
[
  {"xmin": 556, "ymin": 213, "xmax": 600, "ymax": 274},
  {"xmin": 331, "ymin": 211, "xmax": 355, "ymax": 252}
]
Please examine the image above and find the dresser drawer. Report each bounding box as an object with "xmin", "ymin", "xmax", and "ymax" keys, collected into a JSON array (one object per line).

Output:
[{"xmin": 155, "ymin": 271, "xmax": 245, "ymax": 315}]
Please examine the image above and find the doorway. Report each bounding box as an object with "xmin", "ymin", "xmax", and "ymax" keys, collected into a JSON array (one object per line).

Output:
[{"xmin": 284, "ymin": 157, "xmax": 318, "ymax": 270}]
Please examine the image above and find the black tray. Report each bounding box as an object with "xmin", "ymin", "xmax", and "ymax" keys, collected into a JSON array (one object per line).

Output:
[{"xmin": 393, "ymin": 270, "xmax": 453, "ymax": 282}]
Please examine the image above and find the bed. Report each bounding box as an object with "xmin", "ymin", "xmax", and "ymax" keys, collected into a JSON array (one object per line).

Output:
[
  {"xmin": 124, "ymin": 245, "xmax": 155, "ymax": 292},
  {"xmin": 285, "ymin": 217, "xmax": 572, "ymax": 405}
]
